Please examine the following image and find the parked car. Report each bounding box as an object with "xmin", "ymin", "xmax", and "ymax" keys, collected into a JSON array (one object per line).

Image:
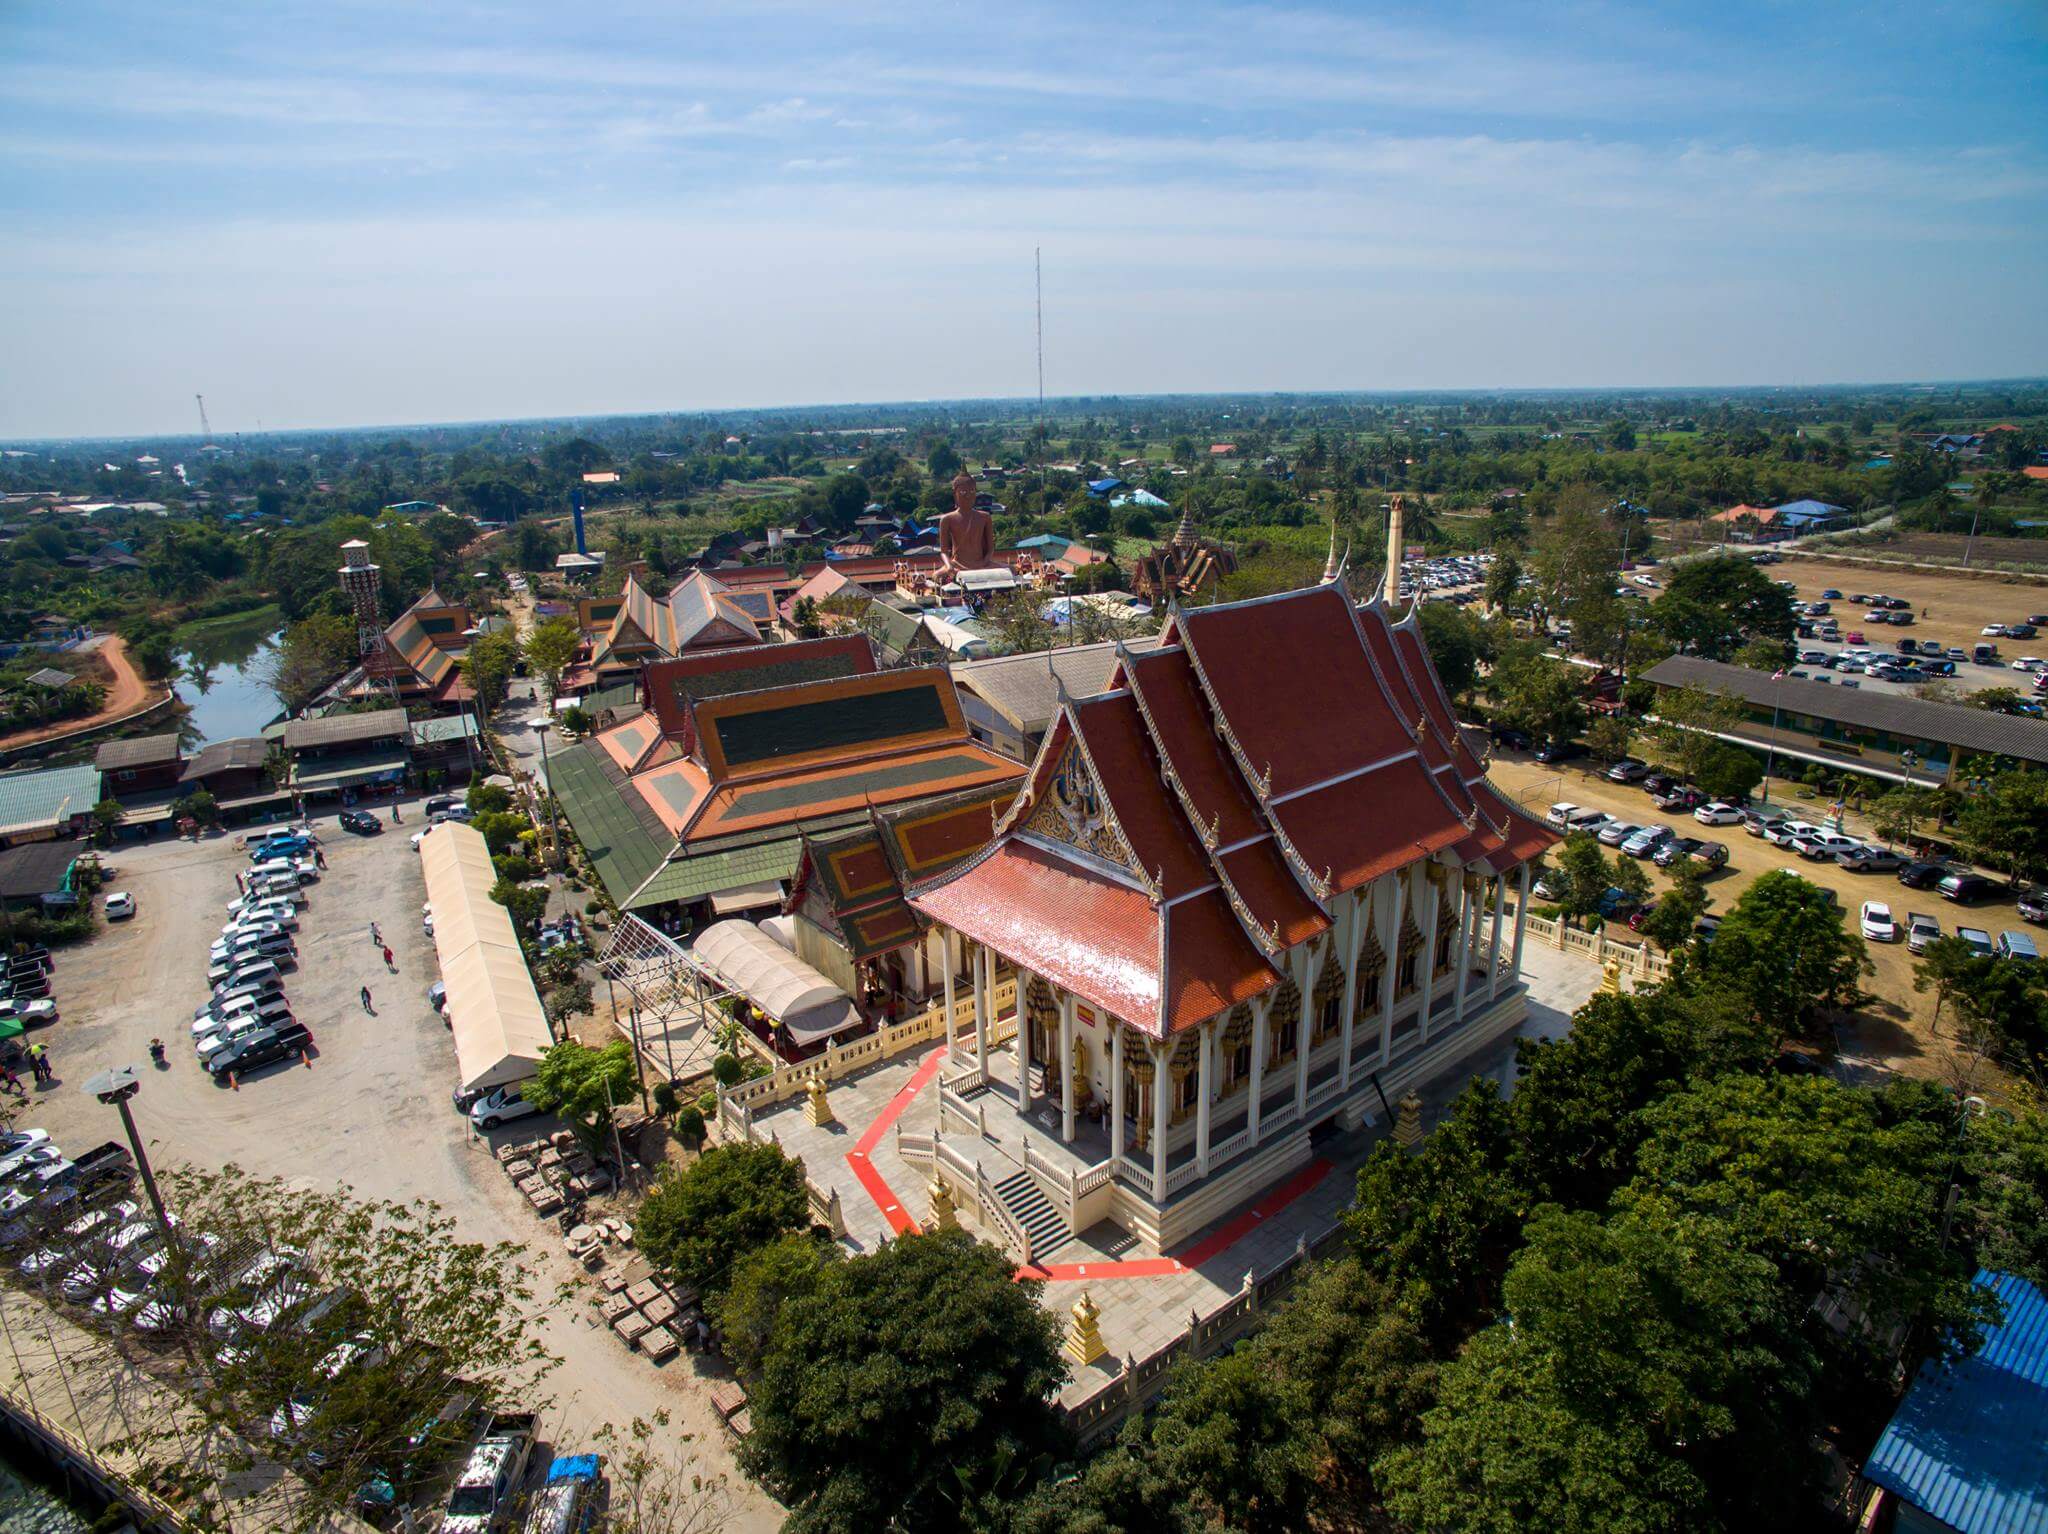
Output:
[
  {"xmin": 1596, "ymin": 821, "xmax": 1641, "ymax": 848},
  {"xmin": 1898, "ymin": 859, "xmax": 1953, "ymax": 890},
  {"xmin": 1654, "ymin": 836, "xmax": 1706, "ymax": 868},
  {"xmin": 1651, "ymin": 786, "xmax": 1706, "ymax": 813},
  {"xmin": 2018, "ymin": 889, "xmax": 2048, "ymax": 925},
  {"xmin": 1605, "ymin": 759, "xmax": 1650, "ymax": 783},
  {"xmin": 1693, "ymin": 801, "xmax": 1744, "ymax": 826},
  {"xmin": 1939, "ymin": 872, "xmax": 1994, "ymax": 903},
  {"xmin": 1531, "ymin": 870, "xmax": 1567, "ymax": 901},
  {"xmin": 249, "ymin": 836, "xmax": 314, "ymax": 864},
  {"xmin": 1533, "ymin": 740, "xmax": 1582, "ymax": 765},
  {"xmin": 1595, "ymin": 886, "xmax": 1640, "ymax": 919},
  {"xmin": 1489, "ymin": 726, "xmax": 1532, "ymax": 751},
  {"xmin": 1742, "ymin": 806, "xmax": 1791, "ymax": 837},
  {"xmin": 104, "ymin": 892, "xmax": 136, "ymax": 921},
  {"xmin": 1837, "ymin": 845, "xmax": 1907, "ymax": 873},
  {"xmin": 1764, "ymin": 819, "xmax": 1819, "ymax": 848},
  {"xmin": 1859, "ymin": 902, "xmax": 1898, "ymax": 942},
  {"xmin": 1957, "ymin": 927, "xmax": 1995, "ymax": 958},
  {"xmin": 206, "ymin": 1024, "xmax": 312, "ymax": 1079},
  {"xmin": 441, "ymin": 1414, "xmax": 537, "ymax": 1534},
  {"xmin": 1906, "ymin": 912, "xmax": 1942, "ymax": 953},
  {"xmin": 1996, "ymin": 932, "xmax": 2040, "ymax": 962},
  {"xmin": 469, "ymin": 1086, "xmax": 541, "ymax": 1132},
  {"xmin": 1622, "ymin": 825, "xmax": 1674, "ymax": 858},
  {"xmin": 338, "ymin": 809, "xmax": 382, "ymax": 836},
  {"xmin": 1795, "ymin": 832, "xmax": 1859, "ymax": 862},
  {"xmin": 1640, "ymin": 773, "xmax": 1678, "ymax": 797}
]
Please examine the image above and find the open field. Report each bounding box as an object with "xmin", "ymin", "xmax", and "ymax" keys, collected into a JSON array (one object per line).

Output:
[
  {"xmin": 1801, "ymin": 531, "xmax": 2048, "ymax": 575},
  {"xmin": 1485, "ymin": 752, "xmax": 2038, "ymax": 1090},
  {"xmin": 1760, "ymin": 555, "xmax": 2048, "ymax": 666}
]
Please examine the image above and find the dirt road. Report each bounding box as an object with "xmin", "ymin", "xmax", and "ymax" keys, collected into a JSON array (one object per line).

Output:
[{"xmin": 0, "ymin": 636, "xmax": 166, "ymax": 752}]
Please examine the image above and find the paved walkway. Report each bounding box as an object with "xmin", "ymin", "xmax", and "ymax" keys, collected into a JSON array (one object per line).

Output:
[{"xmin": 757, "ymin": 941, "xmax": 1601, "ymax": 1392}]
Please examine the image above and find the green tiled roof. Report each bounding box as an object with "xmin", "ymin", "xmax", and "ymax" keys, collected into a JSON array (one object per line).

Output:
[
  {"xmin": 712, "ymin": 682, "xmax": 950, "ymax": 768},
  {"xmin": 628, "ymin": 837, "xmax": 805, "ymax": 910},
  {"xmin": 550, "ymin": 740, "xmax": 675, "ymax": 906},
  {"xmin": 582, "ymin": 681, "xmax": 640, "ymax": 717}
]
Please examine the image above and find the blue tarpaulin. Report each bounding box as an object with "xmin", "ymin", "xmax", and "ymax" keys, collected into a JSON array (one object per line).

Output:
[
  {"xmin": 547, "ymin": 1455, "xmax": 602, "ymax": 1484},
  {"xmin": 1864, "ymin": 1270, "xmax": 2048, "ymax": 1534}
]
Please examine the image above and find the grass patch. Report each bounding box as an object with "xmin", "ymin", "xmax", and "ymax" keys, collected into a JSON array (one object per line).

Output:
[{"xmin": 171, "ymin": 601, "xmax": 281, "ymax": 647}]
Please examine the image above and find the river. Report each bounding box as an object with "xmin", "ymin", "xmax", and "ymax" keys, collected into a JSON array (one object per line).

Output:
[
  {"xmin": 0, "ymin": 1452, "xmax": 90, "ymax": 1534},
  {"xmin": 173, "ymin": 608, "xmax": 283, "ymax": 746}
]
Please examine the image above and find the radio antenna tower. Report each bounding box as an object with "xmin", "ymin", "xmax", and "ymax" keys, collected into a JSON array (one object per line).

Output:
[
  {"xmin": 1035, "ymin": 247, "xmax": 1044, "ymax": 409},
  {"xmin": 194, "ymin": 393, "xmax": 213, "ymax": 445}
]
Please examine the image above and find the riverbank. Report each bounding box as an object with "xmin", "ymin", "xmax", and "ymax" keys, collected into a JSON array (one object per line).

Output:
[{"xmin": 168, "ymin": 603, "xmax": 280, "ymax": 651}]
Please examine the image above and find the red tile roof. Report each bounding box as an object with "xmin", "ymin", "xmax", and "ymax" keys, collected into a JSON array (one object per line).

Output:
[{"xmin": 911, "ymin": 580, "xmax": 1556, "ymax": 1038}]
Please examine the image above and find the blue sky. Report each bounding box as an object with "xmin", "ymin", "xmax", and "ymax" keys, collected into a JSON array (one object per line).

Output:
[{"xmin": 2, "ymin": 0, "xmax": 2045, "ymax": 438}]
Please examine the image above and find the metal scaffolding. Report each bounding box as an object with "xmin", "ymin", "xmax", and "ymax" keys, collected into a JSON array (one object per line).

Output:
[{"xmin": 598, "ymin": 915, "xmax": 737, "ymax": 1085}]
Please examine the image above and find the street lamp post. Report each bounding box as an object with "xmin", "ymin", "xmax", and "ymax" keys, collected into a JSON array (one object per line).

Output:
[
  {"xmin": 81, "ymin": 1066, "xmax": 173, "ymax": 1243},
  {"xmin": 528, "ymin": 716, "xmax": 559, "ymax": 866}
]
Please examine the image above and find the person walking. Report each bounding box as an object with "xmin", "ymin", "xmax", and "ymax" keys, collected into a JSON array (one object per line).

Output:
[
  {"xmin": 369, "ymin": 921, "xmax": 381, "ymax": 947},
  {"xmin": 360, "ymin": 986, "xmax": 374, "ymax": 1014},
  {"xmin": 0, "ymin": 1061, "xmax": 22, "ymax": 1097},
  {"xmin": 382, "ymin": 945, "xmax": 394, "ymax": 971},
  {"xmin": 314, "ymin": 847, "xmax": 326, "ymax": 870}
]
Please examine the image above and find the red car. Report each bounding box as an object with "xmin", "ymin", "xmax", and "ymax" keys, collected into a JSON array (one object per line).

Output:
[{"xmin": 1844, "ymin": 630, "xmax": 1865, "ymax": 645}]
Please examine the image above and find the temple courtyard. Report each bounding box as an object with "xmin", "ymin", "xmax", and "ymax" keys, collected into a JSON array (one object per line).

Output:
[{"xmin": 755, "ymin": 939, "xmax": 1603, "ymax": 1404}]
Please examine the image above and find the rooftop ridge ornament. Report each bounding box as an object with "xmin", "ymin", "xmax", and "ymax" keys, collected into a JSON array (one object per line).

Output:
[
  {"xmin": 1256, "ymin": 761, "xmax": 1273, "ymax": 799},
  {"xmin": 1200, "ymin": 807, "xmax": 1221, "ymax": 852}
]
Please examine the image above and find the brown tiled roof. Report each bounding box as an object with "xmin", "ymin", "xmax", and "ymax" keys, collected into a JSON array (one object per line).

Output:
[{"xmin": 282, "ymin": 709, "xmax": 409, "ymax": 751}]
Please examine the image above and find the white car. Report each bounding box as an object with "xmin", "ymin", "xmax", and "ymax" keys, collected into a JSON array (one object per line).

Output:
[
  {"xmin": 104, "ymin": 892, "xmax": 136, "ymax": 920},
  {"xmin": 1860, "ymin": 901, "xmax": 1898, "ymax": 942},
  {"xmin": 195, "ymin": 1017, "xmax": 267, "ymax": 1062},
  {"xmin": 1693, "ymin": 802, "xmax": 1744, "ymax": 826},
  {"xmin": 230, "ymin": 903, "xmax": 298, "ymax": 932}
]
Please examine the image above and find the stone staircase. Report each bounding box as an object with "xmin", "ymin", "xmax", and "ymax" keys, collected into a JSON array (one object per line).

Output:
[{"xmin": 992, "ymin": 1168, "xmax": 1067, "ymax": 1259}]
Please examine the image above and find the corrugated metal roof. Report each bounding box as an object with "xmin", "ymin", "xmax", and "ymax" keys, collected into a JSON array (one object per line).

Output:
[
  {"xmin": 95, "ymin": 732, "xmax": 181, "ymax": 772},
  {"xmin": 627, "ymin": 835, "xmax": 806, "ymax": 910},
  {"xmin": 283, "ymin": 708, "xmax": 409, "ymax": 751},
  {"xmin": 950, "ymin": 635, "xmax": 1164, "ymax": 734},
  {"xmin": 0, "ymin": 762, "xmax": 100, "ymax": 834},
  {"xmin": 1865, "ymin": 1270, "xmax": 2048, "ymax": 1534},
  {"xmin": 1643, "ymin": 656, "xmax": 2048, "ymax": 766}
]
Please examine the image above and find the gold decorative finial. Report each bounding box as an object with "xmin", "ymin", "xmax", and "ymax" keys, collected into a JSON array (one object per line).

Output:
[{"xmin": 1065, "ymin": 1290, "xmax": 1108, "ymax": 1366}]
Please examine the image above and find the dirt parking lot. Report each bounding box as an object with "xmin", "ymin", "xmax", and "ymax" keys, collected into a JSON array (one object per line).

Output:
[
  {"xmin": 1486, "ymin": 753, "xmax": 2037, "ymax": 1085},
  {"xmin": 12, "ymin": 806, "xmax": 778, "ymax": 1530},
  {"xmin": 1771, "ymin": 556, "xmax": 2048, "ymax": 670}
]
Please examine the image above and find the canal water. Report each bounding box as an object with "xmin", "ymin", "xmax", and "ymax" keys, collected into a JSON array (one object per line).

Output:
[
  {"xmin": 174, "ymin": 609, "xmax": 283, "ymax": 746},
  {"xmin": 0, "ymin": 1451, "xmax": 90, "ymax": 1534}
]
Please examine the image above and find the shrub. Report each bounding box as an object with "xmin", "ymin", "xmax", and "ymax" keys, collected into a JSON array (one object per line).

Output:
[
  {"xmin": 674, "ymin": 1107, "xmax": 706, "ymax": 1147},
  {"xmin": 712, "ymin": 1052, "xmax": 743, "ymax": 1087},
  {"xmin": 584, "ymin": 899, "xmax": 603, "ymax": 916},
  {"xmin": 466, "ymin": 783, "xmax": 513, "ymax": 814},
  {"xmin": 696, "ymin": 1089, "xmax": 719, "ymax": 1119},
  {"xmin": 651, "ymin": 1081, "xmax": 680, "ymax": 1116}
]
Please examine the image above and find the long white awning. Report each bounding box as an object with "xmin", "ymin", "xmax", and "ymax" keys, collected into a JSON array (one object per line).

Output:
[
  {"xmin": 690, "ymin": 919, "xmax": 862, "ymax": 1046},
  {"xmin": 421, "ymin": 822, "xmax": 553, "ymax": 1092}
]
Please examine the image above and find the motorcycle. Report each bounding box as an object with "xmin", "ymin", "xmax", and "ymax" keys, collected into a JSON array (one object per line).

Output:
[{"xmin": 148, "ymin": 1038, "xmax": 167, "ymax": 1067}]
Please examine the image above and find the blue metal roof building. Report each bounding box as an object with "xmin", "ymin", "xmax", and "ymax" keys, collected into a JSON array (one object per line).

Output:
[{"xmin": 1865, "ymin": 1270, "xmax": 2048, "ymax": 1534}]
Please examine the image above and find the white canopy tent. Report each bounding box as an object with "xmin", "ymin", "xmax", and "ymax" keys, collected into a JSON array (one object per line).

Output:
[
  {"xmin": 420, "ymin": 822, "xmax": 553, "ymax": 1092},
  {"xmin": 691, "ymin": 919, "xmax": 862, "ymax": 1046}
]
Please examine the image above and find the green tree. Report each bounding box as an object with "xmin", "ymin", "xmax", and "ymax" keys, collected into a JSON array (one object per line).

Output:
[
  {"xmin": 261, "ymin": 612, "xmax": 358, "ymax": 713},
  {"xmin": 1955, "ymin": 769, "xmax": 2048, "ymax": 888},
  {"xmin": 1961, "ymin": 1109, "xmax": 2048, "ymax": 1289},
  {"xmin": 1415, "ymin": 600, "xmax": 1489, "ymax": 702},
  {"xmin": 458, "ymin": 629, "xmax": 520, "ymax": 715},
  {"xmin": 1643, "ymin": 683, "xmax": 1748, "ymax": 786},
  {"xmin": 522, "ymin": 616, "xmax": 582, "ymax": 705},
  {"xmin": 980, "ymin": 592, "xmax": 1056, "ymax": 654},
  {"xmin": 741, "ymin": 1230, "xmax": 1064, "ymax": 1534},
  {"xmin": 634, "ymin": 1142, "xmax": 809, "ymax": 1300},
  {"xmin": 1916, "ymin": 937, "xmax": 2048, "ymax": 1082},
  {"xmin": 1732, "ymin": 634, "xmax": 1793, "ymax": 672},
  {"xmin": 1649, "ymin": 558, "xmax": 1796, "ymax": 661},
  {"xmin": 1585, "ymin": 713, "xmax": 1634, "ymax": 764},
  {"xmin": 525, "ymin": 1038, "xmax": 637, "ymax": 1149},
  {"xmin": 1487, "ymin": 645, "xmax": 1585, "ymax": 746},
  {"xmin": 1870, "ymin": 784, "xmax": 1946, "ymax": 849},
  {"xmin": 1553, "ymin": 831, "xmax": 1611, "ymax": 921},
  {"xmin": 1640, "ymin": 857, "xmax": 1708, "ymax": 950},
  {"xmin": 1704, "ymin": 870, "xmax": 1871, "ymax": 1036},
  {"xmin": 472, "ymin": 809, "xmax": 531, "ymax": 855},
  {"xmin": 1965, "ymin": 687, "xmax": 2035, "ymax": 716},
  {"xmin": 1483, "ymin": 546, "xmax": 1523, "ymax": 613},
  {"xmin": 1696, "ymin": 742, "xmax": 1764, "ymax": 803},
  {"xmin": 710, "ymin": 1231, "xmax": 836, "ymax": 1381}
]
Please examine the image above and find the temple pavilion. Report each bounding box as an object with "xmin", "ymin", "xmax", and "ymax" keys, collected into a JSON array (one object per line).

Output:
[{"xmin": 906, "ymin": 576, "xmax": 1557, "ymax": 1254}]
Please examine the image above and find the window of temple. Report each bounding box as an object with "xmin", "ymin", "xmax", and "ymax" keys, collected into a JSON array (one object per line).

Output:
[
  {"xmin": 1220, "ymin": 1005, "xmax": 1253, "ymax": 1095},
  {"xmin": 1434, "ymin": 892, "xmax": 1458, "ymax": 970},
  {"xmin": 1396, "ymin": 911, "xmax": 1423, "ymax": 998},
  {"xmin": 1356, "ymin": 928, "xmax": 1386, "ymax": 1015},
  {"xmin": 1266, "ymin": 977, "xmax": 1301, "ymax": 1066},
  {"xmin": 1312, "ymin": 956, "xmax": 1344, "ymax": 1047}
]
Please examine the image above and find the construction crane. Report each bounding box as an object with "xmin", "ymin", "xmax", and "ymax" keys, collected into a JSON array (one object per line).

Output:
[{"xmin": 194, "ymin": 393, "xmax": 212, "ymax": 444}]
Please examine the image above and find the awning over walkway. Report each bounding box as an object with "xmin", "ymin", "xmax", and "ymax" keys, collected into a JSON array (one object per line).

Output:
[
  {"xmin": 691, "ymin": 919, "xmax": 862, "ymax": 1046},
  {"xmin": 291, "ymin": 751, "xmax": 408, "ymax": 794},
  {"xmin": 709, "ymin": 880, "xmax": 784, "ymax": 915},
  {"xmin": 420, "ymin": 821, "xmax": 553, "ymax": 1092}
]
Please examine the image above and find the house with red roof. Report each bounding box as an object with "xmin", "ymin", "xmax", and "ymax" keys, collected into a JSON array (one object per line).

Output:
[{"xmin": 906, "ymin": 577, "xmax": 1556, "ymax": 1255}]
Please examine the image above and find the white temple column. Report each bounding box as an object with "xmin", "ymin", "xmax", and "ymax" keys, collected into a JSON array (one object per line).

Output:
[
  {"xmin": 1150, "ymin": 1040, "xmax": 1170, "ymax": 1202},
  {"xmin": 1016, "ymin": 969, "xmax": 1035, "ymax": 1113},
  {"xmin": 1059, "ymin": 992, "xmax": 1076, "ymax": 1143},
  {"xmin": 1248, "ymin": 995, "xmax": 1267, "ymax": 1149},
  {"xmin": 1294, "ymin": 946, "xmax": 1319, "ymax": 1113},
  {"xmin": 941, "ymin": 930, "xmax": 958, "ymax": 1048},
  {"xmin": 1488, "ymin": 872, "xmax": 1507, "ymax": 1004},
  {"xmin": 1511, "ymin": 862, "xmax": 1532, "ymax": 976},
  {"xmin": 1378, "ymin": 875, "xmax": 1405, "ymax": 1065},
  {"xmin": 1417, "ymin": 869, "xmax": 1442, "ymax": 1043},
  {"xmin": 1195, "ymin": 1020, "xmax": 1214, "ymax": 1175},
  {"xmin": 1110, "ymin": 1024, "xmax": 1126, "ymax": 1164},
  {"xmin": 1337, "ymin": 890, "xmax": 1362, "ymax": 1092},
  {"xmin": 973, "ymin": 945, "xmax": 989, "ymax": 1077},
  {"xmin": 1453, "ymin": 878, "xmax": 1474, "ymax": 1025}
]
